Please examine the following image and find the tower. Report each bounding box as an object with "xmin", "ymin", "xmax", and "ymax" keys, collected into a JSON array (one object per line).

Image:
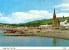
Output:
[
  {"xmin": 63, "ymin": 15, "xmax": 65, "ymax": 21},
  {"xmin": 52, "ymin": 8, "xmax": 60, "ymax": 27}
]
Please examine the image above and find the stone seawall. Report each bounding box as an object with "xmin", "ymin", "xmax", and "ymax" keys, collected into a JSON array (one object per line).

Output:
[{"xmin": 4, "ymin": 28, "xmax": 69, "ymax": 40}]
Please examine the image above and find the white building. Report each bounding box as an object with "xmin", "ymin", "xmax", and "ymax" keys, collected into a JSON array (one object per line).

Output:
[
  {"xmin": 60, "ymin": 20, "xmax": 69, "ymax": 28},
  {"xmin": 39, "ymin": 25, "xmax": 52, "ymax": 28}
]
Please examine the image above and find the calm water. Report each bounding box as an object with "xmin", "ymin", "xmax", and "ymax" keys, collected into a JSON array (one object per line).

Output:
[{"xmin": 0, "ymin": 29, "xmax": 69, "ymax": 46}]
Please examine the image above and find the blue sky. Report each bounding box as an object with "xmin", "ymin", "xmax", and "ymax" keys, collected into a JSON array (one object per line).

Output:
[
  {"xmin": 0, "ymin": 0, "xmax": 62, "ymax": 14},
  {"xmin": 0, "ymin": 0, "xmax": 69, "ymax": 24}
]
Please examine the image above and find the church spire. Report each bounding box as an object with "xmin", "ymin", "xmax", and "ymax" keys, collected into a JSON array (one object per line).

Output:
[
  {"xmin": 53, "ymin": 8, "xmax": 56, "ymax": 18},
  {"xmin": 52, "ymin": 8, "xmax": 60, "ymax": 27},
  {"xmin": 54, "ymin": 8, "xmax": 55, "ymax": 14}
]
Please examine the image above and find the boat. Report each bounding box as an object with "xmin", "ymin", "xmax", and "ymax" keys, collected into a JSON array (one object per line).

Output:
[{"xmin": 4, "ymin": 29, "xmax": 16, "ymax": 33}]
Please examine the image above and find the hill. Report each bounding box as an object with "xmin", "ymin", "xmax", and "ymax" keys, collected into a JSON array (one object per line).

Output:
[
  {"xmin": 17, "ymin": 17, "xmax": 69, "ymax": 27},
  {"xmin": 0, "ymin": 17, "xmax": 69, "ymax": 27}
]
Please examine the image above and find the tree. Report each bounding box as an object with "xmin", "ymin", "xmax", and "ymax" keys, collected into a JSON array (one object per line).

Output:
[{"xmin": 67, "ymin": 17, "xmax": 69, "ymax": 22}]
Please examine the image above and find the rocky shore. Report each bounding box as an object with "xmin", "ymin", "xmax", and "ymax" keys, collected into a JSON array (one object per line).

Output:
[{"xmin": 3, "ymin": 27, "xmax": 69, "ymax": 39}]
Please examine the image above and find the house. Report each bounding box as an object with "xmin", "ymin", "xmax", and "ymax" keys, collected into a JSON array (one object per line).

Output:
[
  {"xmin": 39, "ymin": 25, "xmax": 52, "ymax": 28},
  {"xmin": 60, "ymin": 20, "xmax": 69, "ymax": 29}
]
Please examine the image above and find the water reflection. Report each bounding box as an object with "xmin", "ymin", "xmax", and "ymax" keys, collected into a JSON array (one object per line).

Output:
[
  {"xmin": 52, "ymin": 38, "xmax": 57, "ymax": 46},
  {"xmin": 0, "ymin": 30, "xmax": 69, "ymax": 46}
]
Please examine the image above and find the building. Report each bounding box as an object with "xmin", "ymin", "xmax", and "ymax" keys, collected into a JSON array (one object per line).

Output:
[
  {"xmin": 39, "ymin": 25, "xmax": 52, "ymax": 28},
  {"xmin": 39, "ymin": 8, "xmax": 69, "ymax": 29},
  {"xmin": 52, "ymin": 8, "xmax": 60, "ymax": 27},
  {"xmin": 39, "ymin": 9, "xmax": 60, "ymax": 29},
  {"xmin": 60, "ymin": 20, "xmax": 69, "ymax": 29}
]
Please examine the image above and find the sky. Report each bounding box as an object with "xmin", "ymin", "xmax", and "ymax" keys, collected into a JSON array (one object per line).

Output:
[{"xmin": 0, "ymin": 0, "xmax": 69, "ymax": 24}]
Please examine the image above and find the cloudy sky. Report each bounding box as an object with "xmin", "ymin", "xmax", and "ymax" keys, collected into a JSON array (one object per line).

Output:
[{"xmin": 0, "ymin": 0, "xmax": 69, "ymax": 24}]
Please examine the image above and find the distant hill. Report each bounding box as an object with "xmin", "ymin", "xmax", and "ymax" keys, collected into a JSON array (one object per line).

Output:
[
  {"xmin": 19, "ymin": 19, "xmax": 52, "ymax": 27},
  {"xmin": 0, "ymin": 17, "xmax": 69, "ymax": 27},
  {"xmin": 18, "ymin": 16, "xmax": 69, "ymax": 27}
]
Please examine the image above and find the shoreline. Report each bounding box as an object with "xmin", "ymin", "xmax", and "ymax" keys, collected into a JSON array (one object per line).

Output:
[{"xmin": 4, "ymin": 29, "xmax": 69, "ymax": 40}]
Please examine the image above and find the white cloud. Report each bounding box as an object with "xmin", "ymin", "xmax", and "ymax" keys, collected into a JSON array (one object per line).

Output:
[
  {"xmin": 63, "ymin": 0, "xmax": 69, "ymax": 3},
  {"xmin": 55, "ymin": 3, "xmax": 69, "ymax": 10},
  {"xmin": 0, "ymin": 10, "xmax": 52, "ymax": 24},
  {"xmin": 55, "ymin": 0, "xmax": 69, "ymax": 10},
  {"xmin": 57, "ymin": 13, "xmax": 69, "ymax": 17},
  {"xmin": 0, "ymin": 10, "xmax": 69, "ymax": 24}
]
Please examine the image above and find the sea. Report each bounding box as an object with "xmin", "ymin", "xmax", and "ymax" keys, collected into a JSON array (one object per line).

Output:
[{"xmin": 0, "ymin": 29, "xmax": 69, "ymax": 46}]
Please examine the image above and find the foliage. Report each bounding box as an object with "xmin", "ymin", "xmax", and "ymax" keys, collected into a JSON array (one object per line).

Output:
[{"xmin": 0, "ymin": 17, "xmax": 69, "ymax": 27}]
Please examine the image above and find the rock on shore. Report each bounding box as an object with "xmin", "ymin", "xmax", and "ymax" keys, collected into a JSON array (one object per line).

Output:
[{"xmin": 4, "ymin": 27, "xmax": 69, "ymax": 39}]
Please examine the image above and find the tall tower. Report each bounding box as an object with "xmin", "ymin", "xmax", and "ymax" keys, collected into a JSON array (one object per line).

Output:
[
  {"xmin": 63, "ymin": 15, "xmax": 65, "ymax": 21},
  {"xmin": 52, "ymin": 8, "xmax": 60, "ymax": 27}
]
